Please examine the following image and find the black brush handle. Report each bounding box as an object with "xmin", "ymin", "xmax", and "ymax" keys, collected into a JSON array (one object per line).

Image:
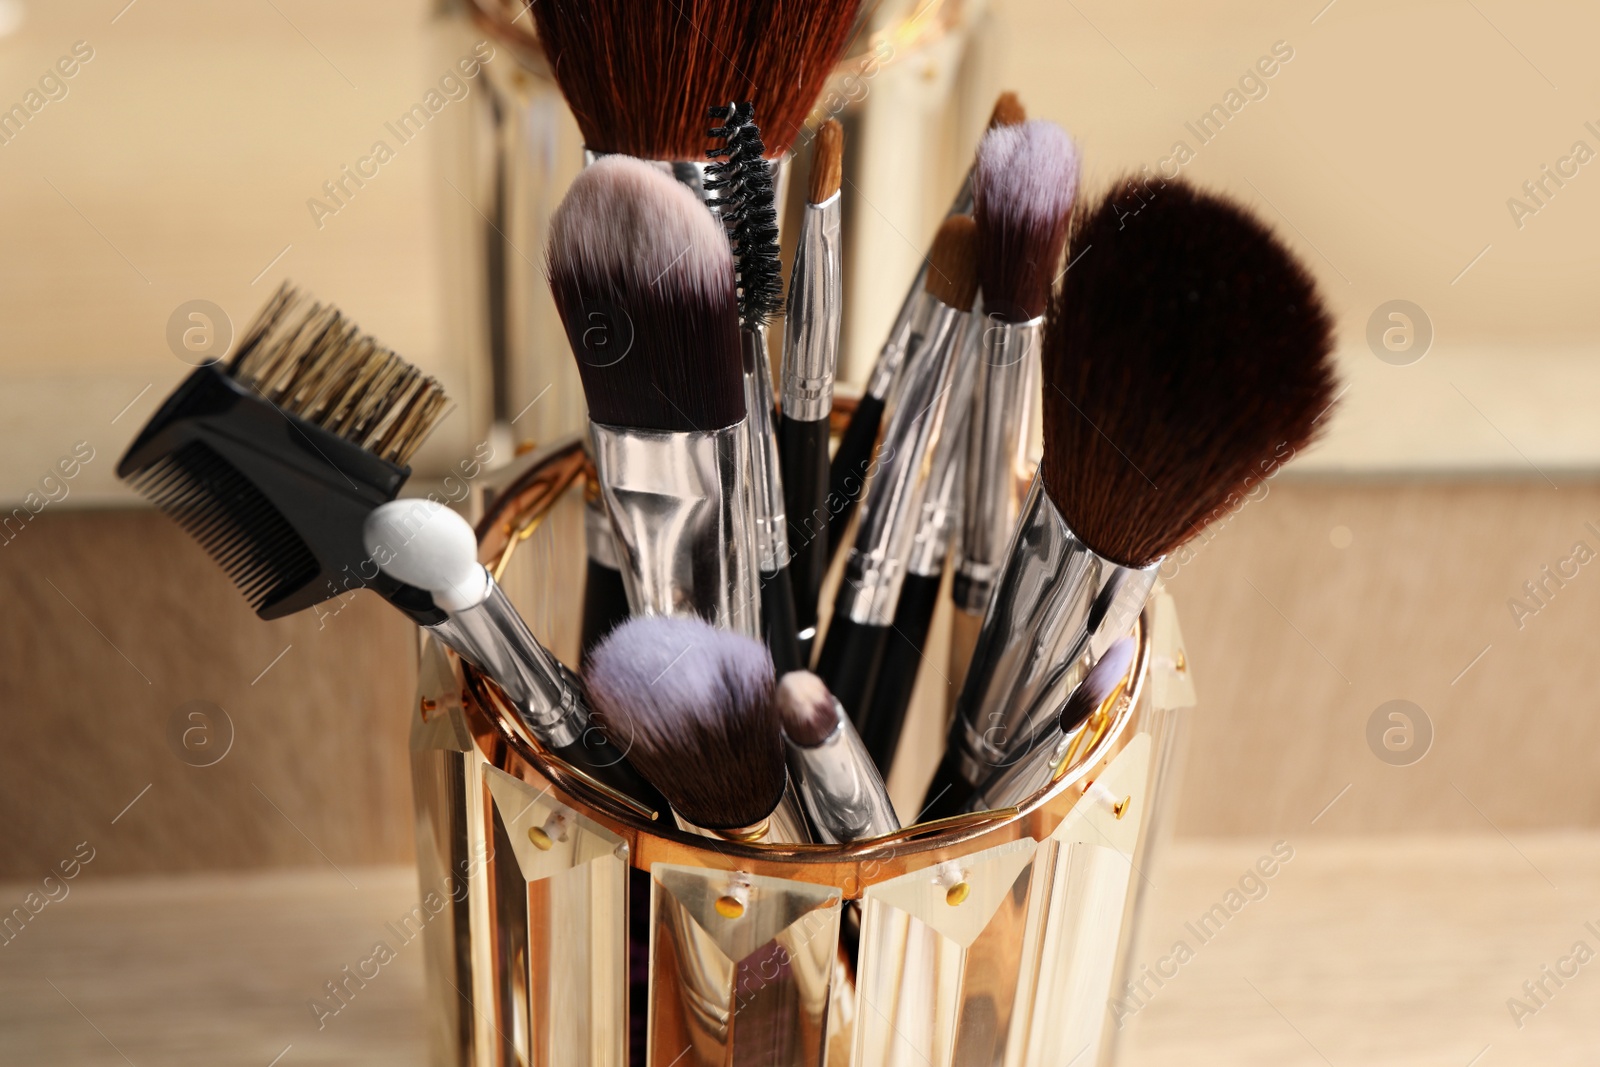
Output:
[
  {"xmin": 580, "ymin": 558, "xmax": 630, "ymax": 666},
  {"xmin": 826, "ymin": 394, "xmax": 886, "ymax": 556},
  {"xmin": 779, "ymin": 413, "xmax": 831, "ymax": 662},
  {"xmin": 919, "ymin": 748, "xmax": 978, "ymax": 822},
  {"xmin": 761, "ymin": 564, "xmax": 806, "ymax": 677},
  {"xmin": 814, "ymin": 611, "xmax": 891, "ymax": 728},
  {"xmin": 858, "ymin": 572, "xmax": 943, "ymax": 776}
]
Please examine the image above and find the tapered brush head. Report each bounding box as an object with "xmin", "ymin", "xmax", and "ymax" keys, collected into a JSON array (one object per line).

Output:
[
  {"xmin": 808, "ymin": 120, "xmax": 843, "ymax": 205},
  {"xmin": 117, "ymin": 284, "xmax": 449, "ymax": 621},
  {"xmin": 776, "ymin": 671, "xmax": 839, "ymax": 748},
  {"xmin": 586, "ymin": 615, "xmax": 785, "ymax": 831},
  {"xmin": 987, "ymin": 91, "xmax": 1027, "ymax": 130},
  {"xmin": 923, "ymin": 215, "xmax": 981, "ymax": 312},
  {"xmin": 1041, "ymin": 177, "xmax": 1338, "ymax": 568},
  {"xmin": 530, "ymin": 0, "xmax": 864, "ymax": 160},
  {"xmin": 1059, "ymin": 637, "xmax": 1135, "ymax": 733},
  {"xmin": 548, "ymin": 155, "xmax": 744, "ymax": 432},
  {"xmin": 974, "ymin": 120, "xmax": 1079, "ymax": 322}
]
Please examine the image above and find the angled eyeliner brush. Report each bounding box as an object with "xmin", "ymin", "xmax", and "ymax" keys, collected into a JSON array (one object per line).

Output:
[
  {"xmin": 779, "ymin": 120, "xmax": 844, "ymax": 665},
  {"xmin": 826, "ymin": 91, "xmax": 1026, "ymax": 555}
]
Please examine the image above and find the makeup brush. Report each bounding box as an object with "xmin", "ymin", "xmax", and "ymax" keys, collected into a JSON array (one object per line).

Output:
[
  {"xmin": 951, "ymin": 120, "xmax": 1080, "ymax": 686},
  {"xmin": 117, "ymin": 283, "xmax": 448, "ymax": 623},
  {"xmin": 585, "ymin": 615, "xmax": 811, "ymax": 843},
  {"xmin": 548, "ymin": 154, "xmax": 760, "ymax": 636},
  {"xmin": 814, "ymin": 215, "xmax": 980, "ymax": 726},
  {"xmin": 529, "ymin": 0, "xmax": 864, "ymax": 162},
  {"xmin": 965, "ymin": 637, "xmax": 1135, "ymax": 813},
  {"xmin": 922, "ymin": 176, "xmax": 1338, "ymax": 818},
  {"xmin": 826, "ymin": 91, "xmax": 1026, "ymax": 554},
  {"xmin": 364, "ymin": 499, "xmax": 667, "ymax": 812},
  {"xmin": 779, "ymin": 119, "xmax": 844, "ymax": 664},
  {"xmin": 708, "ymin": 103, "xmax": 804, "ymax": 674},
  {"xmin": 579, "ymin": 463, "xmax": 631, "ymax": 665},
  {"xmin": 777, "ymin": 670, "xmax": 899, "ymax": 843}
]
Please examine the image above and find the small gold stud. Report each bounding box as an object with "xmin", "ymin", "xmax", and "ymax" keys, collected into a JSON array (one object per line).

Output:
[
  {"xmin": 1174, "ymin": 650, "xmax": 1187, "ymax": 673},
  {"xmin": 715, "ymin": 895, "xmax": 746, "ymax": 920},
  {"xmin": 420, "ymin": 697, "xmax": 437, "ymax": 721},
  {"xmin": 527, "ymin": 826, "xmax": 553, "ymax": 851},
  {"xmin": 1113, "ymin": 796, "xmax": 1131, "ymax": 820},
  {"xmin": 945, "ymin": 882, "xmax": 970, "ymax": 906}
]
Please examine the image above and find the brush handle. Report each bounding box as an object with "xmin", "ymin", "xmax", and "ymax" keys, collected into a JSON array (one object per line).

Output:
[
  {"xmin": 814, "ymin": 612, "xmax": 891, "ymax": 729},
  {"xmin": 919, "ymin": 749, "xmax": 978, "ymax": 822},
  {"xmin": 760, "ymin": 564, "xmax": 806, "ymax": 677},
  {"xmin": 857, "ymin": 571, "xmax": 943, "ymax": 776},
  {"xmin": 825, "ymin": 393, "xmax": 885, "ymax": 556},
  {"xmin": 580, "ymin": 559, "xmax": 631, "ymax": 665},
  {"xmin": 778, "ymin": 413, "xmax": 831, "ymax": 660}
]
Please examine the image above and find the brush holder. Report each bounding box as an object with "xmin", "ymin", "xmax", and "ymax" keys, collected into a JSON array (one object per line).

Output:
[{"xmin": 409, "ymin": 436, "xmax": 1196, "ymax": 1067}]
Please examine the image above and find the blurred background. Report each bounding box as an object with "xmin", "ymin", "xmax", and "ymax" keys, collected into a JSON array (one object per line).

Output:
[{"xmin": 2, "ymin": 0, "xmax": 1597, "ymax": 1063}]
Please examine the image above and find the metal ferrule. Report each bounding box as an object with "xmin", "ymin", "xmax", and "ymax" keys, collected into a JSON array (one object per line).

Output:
[
  {"xmin": 837, "ymin": 298, "xmax": 974, "ymax": 625},
  {"xmin": 865, "ymin": 289, "xmax": 935, "ymax": 402},
  {"xmin": 967, "ymin": 716, "xmax": 1089, "ymax": 813},
  {"xmin": 582, "ymin": 479, "xmax": 620, "ymax": 570},
  {"xmin": 429, "ymin": 575, "xmax": 586, "ymax": 748},
  {"xmin": 946, "ymin": 476, "xmax": 1159, "ymax": 786},
  {"xmin": 675, "ymin": 787, "xmax": 813, "ymax": 845},
  {"xmin": 785, "ymin": 696, "xmax": 901, "ymax": 843},
  {"xmin": 954, "ymin": 315, "xmax": 1043, "ymax": 612},
  {"xmin": 589, "ymin": 420, "xmax": 760, "ymax": 637},
  {"xmin": 742, "ymin": 325, "xmax": 790, "ymax": 573},
  {"xmin": 780, "ymin": 194, "xmax": 843, "ymax": 421},
  {"xmin": 905, "ymin": 331, "xmax": 978, "ymax": 579}
]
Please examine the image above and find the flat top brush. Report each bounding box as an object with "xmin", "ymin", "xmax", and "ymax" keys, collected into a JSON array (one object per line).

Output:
[
  {"xmin": 548, "ymin": 155, "xmax": 760, "ymax": 635},
  {"xmin": 585, "ymin": 615, "xmax": 810, "ymax": 843},
  {"xmin": 954, "ymin": 119, "xmax": 1079, "ymax": 633},
  {"xmin": 923, "ymin": 176, "xmax": 1338, "ymax": 819},
  {"xmin": 827, "ymin": 91, "xmax": 1026, "ymax": 554},
  {"xmin": 779, "ymin": 120, "xmax": 843, "ymax": 662},
  {"xmin": 117, "ymin": 283, "xmax": 448, "ymax": 622},
  {"xmin": 815, "ymin": 214, "xmax": 980, "ymax": 727},
  {"xmin": 531, "ymin": 0, "xmax": 864, "ymax": 160},
  {"xmin": 777, "ymin": 670, "xmax": 899, "ymax": 843}
]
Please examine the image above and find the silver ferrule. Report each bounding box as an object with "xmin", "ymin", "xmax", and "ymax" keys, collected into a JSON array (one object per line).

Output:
[
  {"xmin": 674, "ymin": 785, "xmax": 814, "ymax": 845},
  {"xmin": 785, "ymin": 698, "xmax": 901, "ymax": 843},
  {"xmin": 589, "ymin": 420, "xmax": 760, "ymax": 637},
  {"xmin": 954, "ymin": 315, "xmax": 1043, "ymax": 612},
  {"xmin": 742, "ymin": 326, "xmax": 790, "ymax": 573},
  {"xmin": 837, "ymin": 299, "xmax": 974, "ymax": 625},
  {"xmin": 968, "ymin": 715, "xmax": 1091, "ymax": 813},
  {"xmin": 905, "ymin": 326, "xmax": 979, "ymax": 579},
  {"xmin": 582, "ymin": 482, "xmax": 621, "ymax": 570},
  {"xmin": 865, "ymin": 288, "xmax": 934, "ymax": 402},
  {"xmin": 429, "ymin": 575, "xmax": 586, "ymax": 748},
  {"xmin": 946, "ymin": 475, "xmax": 1159, "ymax": 787},
  {"xmin": 780, "ymin": 194, "xmax": 843, "ymax": 421}
]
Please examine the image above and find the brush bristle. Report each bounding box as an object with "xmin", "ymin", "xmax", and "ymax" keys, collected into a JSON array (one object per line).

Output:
[
  {"xmin": 923, "ymin": 215, "xmax": 981, "ymax": 311},
  {"xmin": 974, "ymin": 120, "xmax": 1079, "ymax": 322},
  {"xmin": 1059, "ymin": 637, "xmax": 1135, "ymax": 733},
  {"xmin": 707, "ymin": 104, "xmax": 784, "ymax": 329},
  {"xmin": 1041, "ymin": 177, "xmax": 1338, "ymax": 567},
  {"xmin": 585, "ymin": 615, "xmax": 784, "ymax": 831},
  {"xmin": 808, "ymin": 120, "xmax": 843, "ymax": 204},
  {"xmin": 987, "ymin": 91, "xmax": 1027, "ymax": 130},
  {"xmin": 228, "ymin": 283, "xmax": 448, "ymax": 466},
  {"xmin": 776, "ymin": 671, "xmax": 839, "ymax": 747},
  {"xmin": 548, "ymin": 155, "xmax": 745, "ymax": 432},
  {"xmin": 531, "ymin": 0, "xmax": 864, "ymax": 160}
]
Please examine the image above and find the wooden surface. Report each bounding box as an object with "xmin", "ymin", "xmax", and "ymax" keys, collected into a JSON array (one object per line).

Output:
[{"xmin": 3, "ymin": 835, "xmax": 1596, "ymax": 1065}]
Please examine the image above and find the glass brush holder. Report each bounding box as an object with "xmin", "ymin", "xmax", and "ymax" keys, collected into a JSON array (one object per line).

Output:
[{"xmin": 409, "ymin": 436, "xmax": 1198, "ymax": 1067}]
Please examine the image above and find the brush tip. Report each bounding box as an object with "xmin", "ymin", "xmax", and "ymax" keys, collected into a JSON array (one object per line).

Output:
[
  {"xmin": 987, "ymin": 91, "xmax": 1027, "ymax": 129},
  {"xmin": 1060, "ymin": 637, "xmax": 1135, "ymax": 732},
  {"xmin": 363, "ymin": 499, "xmax": 486, "ymax": 612},
  {"xmin": 585, "ymin": 615, "xmax": 784, "ymax": 831},
  {"xmin": 974, "ymin": 120, "xmax": 1080, "ymax": 321},
  {"xmin": 923, "ymin": 214, "xmax": 980, "ymax": 311},
  {"xmin": 776, "ymin": 671, "xmax": 840, "ymax": 747},
  {"xmin": 808, "ymin": 121, "xmax": 844, "ymax": 204}
]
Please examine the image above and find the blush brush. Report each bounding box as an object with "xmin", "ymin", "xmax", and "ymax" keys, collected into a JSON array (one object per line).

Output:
[
  {"xmin": 923, "ymin": 176, "xmax": 1339, "ymax": 818},
  {"xmin": 548, "ymin": 154, "xmax": 759, "ymax": 635}
]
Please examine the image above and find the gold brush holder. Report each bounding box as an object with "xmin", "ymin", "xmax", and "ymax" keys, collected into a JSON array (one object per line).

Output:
[{"xmin": 410, "ymin": 437, "xmax": 1197, "ymax": 1066}]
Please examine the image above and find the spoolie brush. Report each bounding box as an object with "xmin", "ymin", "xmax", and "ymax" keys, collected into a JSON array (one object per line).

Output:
[
  {"xmin": 952, "ymin": 120, "xmax": 1080, "ymax": 681},
  {"xmin": 548, "ymin": 155, "xmax": 759, "ymax": 635},
  {"xmin": 117, "ymin": 283, "xmax": 448, "ymax": 621},
  {"xmin": 828, "ymin": 91, "xmax": 1028, "ymax": 554},
  {"xmin": 923, "ymin": 176, "xmax": 1338, "ymax": 818},
  {"xmin": 530, "ymin": 0, "xmax": 864, "ymax": 161},
  {"xmin": 709, "ymin": 104, "xmax": 803, "ymax": 673},
  {"xmin": 585, "ymin": 615, "xmax": 810, "ymax": 842}
]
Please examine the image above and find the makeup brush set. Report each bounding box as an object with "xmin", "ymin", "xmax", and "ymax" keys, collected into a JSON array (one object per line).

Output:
[{"xmin": 114, "ymin": 3, "xmax": 1338, "ymax": 1059}]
